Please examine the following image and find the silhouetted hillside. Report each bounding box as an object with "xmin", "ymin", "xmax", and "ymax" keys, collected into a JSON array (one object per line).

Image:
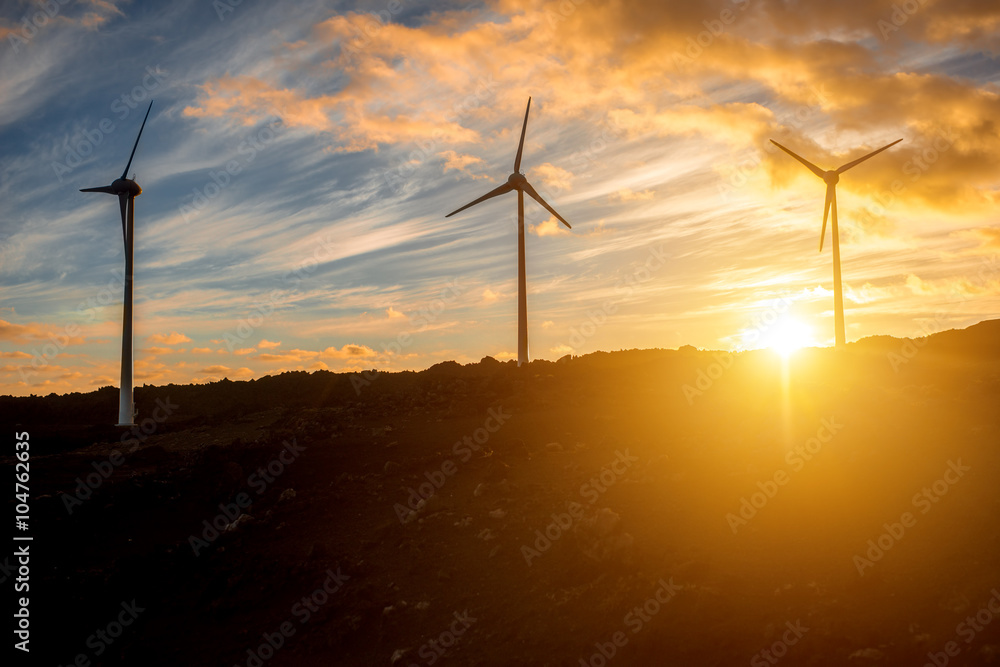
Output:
[{"xmin": 4, "ymin": 319, "xmax": 998, "ymax": 456}]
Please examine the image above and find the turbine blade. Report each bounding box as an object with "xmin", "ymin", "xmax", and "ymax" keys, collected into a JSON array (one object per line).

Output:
[
  {"xmin": 770, "ymin": 139, "xmax": 826, "ymax": 180},
  {"xmin": 820, "ymin": 183, "xmax": 834, "ymax": 252},
  {"xmin": 445, "ymin": 182, "xmax": 515, "ymax": 218},
  {"xmin": 836, "ymin": 138, "xmax": 903, "ymax": 174},
  {"xmin": 119, "ymin": 194, "xmax": 128, "ymax": 245},
  {"xmin": 121, "ymin": 100, "xmax": 153, "ymax": 180},
  {"xmin": 522, "ymin": 180, "xmax": 572, "ymax": 229},
  {"xmin": 80, "ymin": 185, "xmax": 115, "ymax": 194},
  {"xmin": 513, "ymin": 97, "xmax": 531, "ymax": 174}
]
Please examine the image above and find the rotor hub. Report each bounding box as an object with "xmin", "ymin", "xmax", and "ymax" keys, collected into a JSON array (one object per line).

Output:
[
  {"xmin": 823, "ymin": 170, "xmax": 840, "ymax": 185},
  {"xmin": 507, "ymin": 172, "xmax": 526, "ymax": 188}
]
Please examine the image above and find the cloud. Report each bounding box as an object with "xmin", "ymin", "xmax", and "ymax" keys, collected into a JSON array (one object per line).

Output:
[
  {"xmin": 234, "ymin": 348, "xmax": 256, "ymax": 355},
  {"xmin": 530, "ymin": 217, "xmax": 569, "ymax": 237},
  {"xmin": 200, "ymin": 365, "xmax": 232, "ymax": 374},
  {"xmin": 958, "ymin": 227, "xmax": 1000, "ymax": 254},
  {"xmin": 905, "ymin": 273, "xmax": 999, "ymax": 298},
  {"xmin": 190, "ymin": 347, "xmax": 214, "ymax": 354},
  {"xmin": 0, "ymin": 351, "xmax": 32, "ymax": 359},
  {"xmin": 611, "ymin": 188, "xmax": 655, "ymax": 202},
  {"xmin": 321, "ymin": 344, "xmax": 377, "ymax": 359},
  {"xmin": 441, "ymin": 150, "xmax": 486, "ymax": 177},
  {"xmin": 530, "ymin": 163, "xmax": 574, "ymax": 191},
  {"xmin": 482, "ymin": 288, "xmax": 503, "ymax": 304},
  {"xmin": 141, "ymin": 347, "xmax": 179, "ymax": 356},
  {"xmin": 257, "ymin": 349, "xmax": 320, "ymax": 363},
  {"xmin": 385, "ymin": 307, "xmax": 407, "ymax": 320},
  {"xmin": 147, "ymin": 332, "xmax": 192, "ymax": 345},
  {"xmin": 258, "ymin": 339, "xmax": 282, "ymax": 349},
  {"xmin": 610, "ymin": 103, "xmax": 777, "ymax": 148},
  {"xmin": 0, "ymin": 320, "xmax": 50, "ymax": 342},
  {"xmin": 84, "ymin": 0, "xmax": 126, "ymax": 17},
  {"xmin": 0, "ymin": 320, "xmax": 86, "ymax": 345}
]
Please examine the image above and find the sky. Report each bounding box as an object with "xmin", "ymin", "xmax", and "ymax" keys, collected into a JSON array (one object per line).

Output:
[{"xmin": 1, "ymin": 0, "xmax": 998, "ymax": 397}]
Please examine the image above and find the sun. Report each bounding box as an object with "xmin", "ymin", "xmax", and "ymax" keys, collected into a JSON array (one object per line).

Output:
[{"xmin": 761, "ymin": 317, "xmax": 816, "ymax": 357}]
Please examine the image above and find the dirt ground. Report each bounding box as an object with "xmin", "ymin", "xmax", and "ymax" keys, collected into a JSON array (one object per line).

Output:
[{"xmin": 5, "ymin": 321, "xmax": 1000, "ymax": 666}]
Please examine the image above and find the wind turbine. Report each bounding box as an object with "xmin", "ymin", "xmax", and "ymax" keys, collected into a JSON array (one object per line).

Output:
[
  {"xmin": 770, "ymin": 137, "xmax": 901, "ymax": 348},
  {"xmin": 445, "ymin": 97, "xmax": 572, "ymax": 366},
  {"xmin": 81, "ymin": 100, "xmax": 153, "ymax": 426}
]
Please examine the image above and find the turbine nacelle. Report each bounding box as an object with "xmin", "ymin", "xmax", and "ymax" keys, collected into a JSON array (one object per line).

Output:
[
  {"xmin": 112, "ymin": 178, "xmax": 142, "ymax": 196},
  {"xmin": 823, "ymin": 171, "xmax": 839, "ymax": 186}
]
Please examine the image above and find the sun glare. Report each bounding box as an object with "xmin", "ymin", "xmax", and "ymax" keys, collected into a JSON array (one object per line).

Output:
[{"xmin": 762, "ymin": 317, "xmax": 815, "ymax": 357}]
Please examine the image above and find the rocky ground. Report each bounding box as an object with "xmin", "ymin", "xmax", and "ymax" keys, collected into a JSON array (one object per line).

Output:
[{"xmin": 5, "ymin": 320, "xmax": 1000, "ymax": 666}]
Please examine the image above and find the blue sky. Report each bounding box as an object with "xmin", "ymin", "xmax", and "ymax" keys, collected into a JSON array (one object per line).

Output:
[{"xmin": 1, "ymin": 0, "xmax": 999, "ymax": 395}]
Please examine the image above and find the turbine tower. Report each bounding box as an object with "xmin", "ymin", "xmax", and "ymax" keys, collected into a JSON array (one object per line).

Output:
[
  {"xmin": 445, "ymin": 97, "xmax": 572, "ymax": 366},
  {"xmin": 770, "ymin": 137, "xmax": 901, "ymax": 348},
  {"xmin": 81, "ymin": 100, "xmax": 153, "ymax": 426}
]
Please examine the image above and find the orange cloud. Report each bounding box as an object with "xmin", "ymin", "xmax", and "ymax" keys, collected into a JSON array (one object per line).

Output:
[
  {"xmin": 530, "ymin": 217, "xmax": 569, "ymax": 237},
  {"xmin": 321, "ymin": 344, "xmax": 377, "ymax": 359},
  {"xmin": 482, "ymin": 288, "xmax": 503, "ymax": 304},
  {"xmin": 141, "ymin": 347, "xmax": 178, "ymax": 356},
  {"xmin": 611, "ymin": 188, "xmax": 655, "ymax": 202},
  {"xmin": 0, "ymin": 320, "xmax": 86, "ymax": 345},
  {"xmin": 441, "ymin": 150, "xmax": 486, "ymax": 177},
  {"xmin": 256, "ymin": 349, "xmax": 320, "ymax": 362},
  {"xmin": 147, "ymin": 332, "xmax": 192, "ymax": 345},
  {"xmin": 530, "ymin": 163, "xmax": 574, "ymax": 191}
]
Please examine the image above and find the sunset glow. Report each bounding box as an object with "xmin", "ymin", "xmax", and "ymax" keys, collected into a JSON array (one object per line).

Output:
[
  {"xmin": 1, "ymin": 1, "xmax": 998, "ymax": 396},
  {"xmin": 761, "ymin": 317, "xmax": 815, "ymax": 357}
]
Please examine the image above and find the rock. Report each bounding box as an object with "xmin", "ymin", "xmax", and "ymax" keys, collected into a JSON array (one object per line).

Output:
[
  {"xmin": 473, "ymin": 483, "xmax": 488, "ymax": 497},
  {"xmin": 278, "ymin": 488, "xmax": 296, "ymax": 503},
  {"xmin": 225, "ymin": 513, "xmax": 254, "ymax": 532},
  {"xmin": 489, "ymin": 508, "xmax": 507, "ymax": 519},
  {"xmin": 545, "ymin": 442, "xmax": 563, "ymax": 453},
  {"xmin": 384, "ymin": 461, "xmax": 400, "ymax": 474}
]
